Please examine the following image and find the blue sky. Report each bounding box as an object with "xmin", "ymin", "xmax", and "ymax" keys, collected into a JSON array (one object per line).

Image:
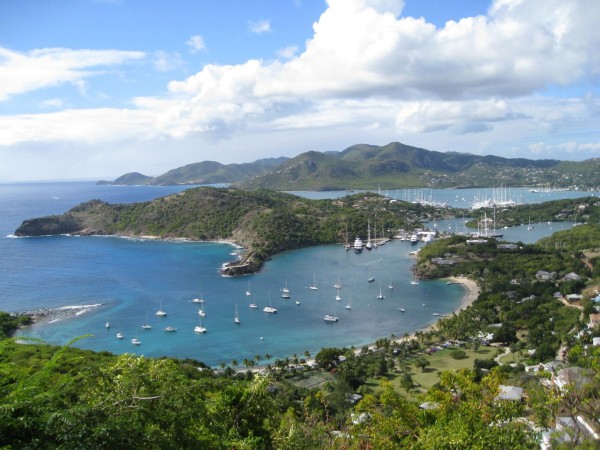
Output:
[{"xmin": 0, "ymin": 0, "xmax": 599, "ymax": 181}]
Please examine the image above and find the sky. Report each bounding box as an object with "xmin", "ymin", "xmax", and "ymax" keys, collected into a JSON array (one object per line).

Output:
[{"xmin": 1, "ymin": 0, "xmax": 599, "ymax": 182}]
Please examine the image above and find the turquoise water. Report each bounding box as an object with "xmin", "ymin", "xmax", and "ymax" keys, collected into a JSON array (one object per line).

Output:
[{"xmin": 1, "ymin": 181, "xmax": 591, "ymax": 367}]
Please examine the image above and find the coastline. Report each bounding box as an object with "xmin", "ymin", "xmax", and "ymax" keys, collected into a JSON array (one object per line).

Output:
[{"xmin": 390, "ymin": 276, "xmax": 479, "ymax": 345}]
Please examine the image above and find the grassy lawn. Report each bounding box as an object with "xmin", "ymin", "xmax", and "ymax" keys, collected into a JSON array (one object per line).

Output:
[
  {"xmin": 364, "ymin": 346, "xmax": 498, "ymax": 400},
  {"xmin": 498, "ymin": 351, "xmax": 529, "ymax": 365}
]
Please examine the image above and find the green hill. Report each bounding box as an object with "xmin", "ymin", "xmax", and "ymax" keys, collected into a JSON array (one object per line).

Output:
[
  {"xmin": 97, "ymin": 157, "xmax": 288, "ymax": 186},
  {"xmin": 242, "ymin": 142, "xmax": 588, "ymax": 190},
  {"xmin": 15, "ymin": 187, "xmax": 441, "ymax": 275}
]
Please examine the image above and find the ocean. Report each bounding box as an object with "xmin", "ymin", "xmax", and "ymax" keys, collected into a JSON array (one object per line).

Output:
[{"xmin": 0, "ymin": 181, "xmax": 591, "ymax": 367}]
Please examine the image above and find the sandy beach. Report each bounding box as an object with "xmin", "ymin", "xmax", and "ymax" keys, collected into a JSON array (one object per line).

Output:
[{"xmin": 447, "ymin": 276, "xmax": 480, "ymax": 311}]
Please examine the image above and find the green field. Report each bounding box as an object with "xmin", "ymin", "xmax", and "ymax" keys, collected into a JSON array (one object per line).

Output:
[{"xmin": 365, "ymin": 346, "xmax": 499, "ymax": 399}]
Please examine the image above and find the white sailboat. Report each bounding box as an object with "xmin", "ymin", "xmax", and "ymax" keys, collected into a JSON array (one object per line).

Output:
[
  {"xmin": 345, "ymin": 295, "xmax": 352, "ymax": 310},
  {"xmin": 376, "ymin": 283, "xmax": 385, "ymax": 300},
  {"xmin": 388, "ymin": 282, "xmax": 394, "ymax": 289},
  {"xmin": 249, "ymin": 294, "xmax": 258, "ymax": 309},
  {"xmin": 142, "ymin": 312, "xmax": 152, "ymax": 329},
  {"xmin": 105, "ymin": 321, "xmax": 110, "ymax": 329},
  {"xmin": 308, "ymin": 273, "xmax": 318, "ymax": 290},
  {"xmin": 366, "ymin": 220, "xmax": 372, "ymax": 250},
  {"xmin": 281, "ymin": 279, "xmax": 290, "ymax": 298},
  {"xmin": 198, "ymin": 303, "xmax": 206, "ymax": 317},
  {"xmin": 194, "ymin": 317, "xmax": 207, "ymax": 333},
  {"xmin": 245, "ymin": 281, "xmax": 252, "ymax": 297},
  {"xmin": 263, "ymin": 293, "xmax": 277, "ymax": 313},
  {"xmin": 367, "ymin": 268, "xmax": 375, "ymax": 283},
  {"xmin": 155, "ymin": 301, "xmax": 167, "ymax": 317},
  {"xmin": 131, "ymin": 337, "xmax": 141, "ymax": 345},
  {"xmin": 116, "ymin": 332, "xmax": 123, "ymax": 339},
  {"xmin": 527, "ymin": 217, "xmax": 534, "ymax": 230},
  {"xmin": 335, "ymin": 288, "xmax": 341, "ymax": 302},
  {"xmin": 411, "ymin": 273, "xmax": 419, "ymax": 285},
  {"xmin": 333, "ymin": 276, "xmax": 342, "ymax": 289},
  {"xmin": 234, "ymin": 304, "xmax": 240, "ymax": 324},
  {"xmin": 192, "ymin": 293, "xmax": 205, "ymax": 303}
]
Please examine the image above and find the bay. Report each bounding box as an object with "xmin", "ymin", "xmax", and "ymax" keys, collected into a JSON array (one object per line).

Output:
[{"xmin": 0, "ymin": 181, "xmax": 593, "ymax": 367}]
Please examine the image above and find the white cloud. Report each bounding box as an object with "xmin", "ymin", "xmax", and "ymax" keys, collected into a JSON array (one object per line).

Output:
[
  {"xmin": 0, "ymin": 47, "xmax": 145, "ymax": 101},
  {"xmin": 40, "ymin": 98, "xmax": 65, "ymax": 109},
  {"xmin": 1, "ymin": 0, "xmax": 599, "ymax": 178},
  {"xmin": 276, "ymin": 46, "xmax": 298, "ymax": 60},
  {"xmin": 248, "ymin": 19, "xmax": 271, "ymax": 34},
  {"xmin": 187, "ymin": 35, "xmax": 206, "ymax": 53},
  {"xmin": 153, "ymin": 50, "xmax": 184, "ymax": 72}
]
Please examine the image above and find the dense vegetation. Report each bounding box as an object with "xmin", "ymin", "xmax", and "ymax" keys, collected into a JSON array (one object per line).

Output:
[
  {"xmin": 101, "ymin": 142, "xmax": 600, "ymax": 190},
  {"xmin": 242, "ymin": 142, "xmax": 600, "ymax": 190},
  {"xmin": 15, "ymin": 188, "xmax": 449, "ymax": 275}
]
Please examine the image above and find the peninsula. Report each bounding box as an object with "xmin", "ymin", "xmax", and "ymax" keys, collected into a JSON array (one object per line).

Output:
[{"xmin": 14, "ymin": 187, "xmax": 445, "ymax": 275}]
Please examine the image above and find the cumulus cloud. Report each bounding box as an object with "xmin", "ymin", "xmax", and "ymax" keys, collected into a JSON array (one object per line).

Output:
[
  {"xmin": 187, "ymin": 35, "xmax": 206, "ymax": 53},
  {"xmin": 276, "ymin": 46, "xmax": 298, "ymax": 60},
  {"xmin": 248, "ymin": 19, "xmax": 271, "ymax": 34},
  {"xmin": 0, "ymin": 47, "xmax": 145, "ymax": 101},
  {"xmin": 2, "ymin": 0, "xmax": 599, "ymax": 165},
  {"xmin": 153, "ymin": 50, "xmax": 184, "ymax": 72}
]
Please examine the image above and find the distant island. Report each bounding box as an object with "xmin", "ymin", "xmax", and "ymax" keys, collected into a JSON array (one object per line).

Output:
[
  {"xmin": 15, "ymin": 187, "xmax": 445, "ymax": 275},
  {"xmin": 98, "ymin": 142, "xmax": 600, "ymax": 190}
]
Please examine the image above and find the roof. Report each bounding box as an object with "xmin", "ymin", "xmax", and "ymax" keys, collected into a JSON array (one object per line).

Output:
[{"xmin": 496, "ymin": 385, "xmax": 523, "ymax": 401}]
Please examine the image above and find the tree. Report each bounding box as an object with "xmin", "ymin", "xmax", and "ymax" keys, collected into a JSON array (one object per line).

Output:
[{"xmin": 414, "ymin": 356, "xmax": 431, "ymax": 372}]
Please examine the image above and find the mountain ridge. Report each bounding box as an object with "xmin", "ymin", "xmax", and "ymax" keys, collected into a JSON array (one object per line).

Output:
[{"xmin": 98, "ymin": 142, "xmax": 599, "ymax": 190}]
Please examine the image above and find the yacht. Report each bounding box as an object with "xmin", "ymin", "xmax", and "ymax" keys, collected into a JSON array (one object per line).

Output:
[
  {"xmin": 131, "ymin": 338, "xmax": 141, "ymax": 345},
  {"xmin": 194, "ymin": 325, "xmax": 207, "ymax": 333},
  {"xmin": 323, "ymin": 314, "xmax": 338, "ymax": 322},
  {"xmin": 410, "ymin": 234, "xmax": 419, "ymax": 244},
  {"xmin": 155, "ymin": 301, "xmax": 167, "ymax": 317},
  {"xmin": 164, "ymin": 327, "xmax": 177, "ymax": 332},
  {"xmin": 116, "ymin": 332, "xmax": 123, "ymax": 339},
  {"xmin": 353, "ymin": 236, "xmax": 363, "ymax": 253}
]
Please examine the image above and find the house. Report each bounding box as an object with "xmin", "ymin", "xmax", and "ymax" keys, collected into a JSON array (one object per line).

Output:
[
  {"xmin": 545, "ymin": 367, "xmax": 593, "ymax": 391},
  {"xmin": 496, "ymin": 385, "xmax": 524, "ymax": 402},
  {"xmin": 562, "ymin": 272, "xmax": 581, "ymax": 281},
  {"xmin": 592, "ymin": 337, "xmax": 600, "ymax": 346},
  {"xmin": 536, "ymin": 270, "xmax": 557, "ymax": 281},
  {"xmin": 541, "ymin": 416, "xmax": 600, "ymax": 449},
  {"xmin": 497, "ymin": 243, "xmax": 519, "ymax": 250},
  {"xmin": 566, "ymin": 294, "xmax": 583, "ymax": 302},
  {"xmin": 589, "ymin": 314, "xmax": 600, "ymax": 329},
  {"xmin": 553, "ymin": 292, "xmax": 564, "ymax": 299}
]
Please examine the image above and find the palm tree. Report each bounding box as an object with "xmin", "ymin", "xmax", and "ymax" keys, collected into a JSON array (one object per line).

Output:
[
  {"xmin": 231, "ymin": 358, "xmax": 238, "ymax": 371},
  {"xmin": 264, "ymin": 353, "xmax": 272, "ymax": 365},
  {"xmin": 303, "ymin": 350, "xmax": 311, "ymax": 361},
  {"xmin": 254, "ymin": 354, "xmax": 262, "ymax": 365}
]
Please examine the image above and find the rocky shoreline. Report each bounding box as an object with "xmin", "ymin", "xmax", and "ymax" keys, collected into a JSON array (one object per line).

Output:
[{"xmin": 17, "ymin": 304, "xmax": 103, "ymax": 325}]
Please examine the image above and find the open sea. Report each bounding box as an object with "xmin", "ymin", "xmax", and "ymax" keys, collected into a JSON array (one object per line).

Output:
[{"xmin": 0, "ymin": 181, "xmax": 593, "ymax": 367}]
